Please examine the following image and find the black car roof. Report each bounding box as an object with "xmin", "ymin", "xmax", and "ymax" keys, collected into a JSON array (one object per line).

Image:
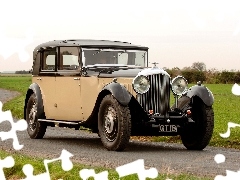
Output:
[{"xmin": 33, "ymin": 39, "xmax": 148, "ymax": 59}]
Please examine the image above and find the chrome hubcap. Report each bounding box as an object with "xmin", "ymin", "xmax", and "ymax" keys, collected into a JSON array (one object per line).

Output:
[
  {"xmin": 105, "ymin": 111, "xmax": 114, "ymax": 133},
  {"xmin": 104, "ymin": 106, "xmax": 117, "ymax": 141}
]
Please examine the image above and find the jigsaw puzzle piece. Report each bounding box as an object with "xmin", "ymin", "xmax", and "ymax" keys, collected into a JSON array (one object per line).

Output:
[
  {"xmin": 58, "ymin": 149, "xmax": 74, "ymax": 171},
  {"xmin": 220, "ymin": 122, "xmax": 240, "ymax": 138},
  {"xmin": 0, "ymin": 156, "xmax": 15, "ymax": 180},
  {"xmin": 22, "ymin": 164, "xmax": 50, "ymax": 180},
  {"xmin": 232, "ymin": 83, "xmax": 240, "ymax": 96},
  {"xmin": 0, "ymin": 101, "xmax": 28, "ymax": 150},
  {"xmin": 43, "ymin": 149, "xmax": 73, "ymax": 171},
  {"xmin": 116, "ymin": 159, "xmax": 158, "ymax": 180},
  {"xmin": 79, "ymin": 169, "xmax": 108, "ymax": 180},
  {"xmin": 0, "ymin": 101, "xmax": 8, "ymax": 123},
  {"xmin": 215, "ymin": 170, "xmax": 240, "ymax": 180},
  {"xmin": 22, "ymin": 149, "xmax": 73, "ymax": 180},
  {"xmin": 0, "ymin": 27, "xmax": 34, "ymax": 62}
]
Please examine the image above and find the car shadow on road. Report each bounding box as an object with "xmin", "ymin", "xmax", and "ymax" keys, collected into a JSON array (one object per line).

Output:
[
  {"xmin": 37, "ymin": 127, "xmax": 209, "ymax": 152},
  {"xmin": 126, "ymin": 141, "xmax": 187, "ymax": 152},
  {"xmin": 40, "ymin": 135, "xmax": 198, "ymax": 153}
]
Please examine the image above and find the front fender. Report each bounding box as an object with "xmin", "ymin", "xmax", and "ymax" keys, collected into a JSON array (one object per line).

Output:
[
  {"xmin": 24, "ymin": 83, "xmax": 44, "ymax": 119},
  {"xmin": 184, "ymin": 85, "xmax": 214, "ymax": 106},
  {"xmin": 102, "ymin": 82, "xmax": 132, "ymax": 106},
  {"xmin": 83, "ymin": 82, "xmax": 132, "ymax": 130}
]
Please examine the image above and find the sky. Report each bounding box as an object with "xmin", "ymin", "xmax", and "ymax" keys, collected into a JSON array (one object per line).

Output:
[{"xmin": 0, "ymin": 0, "xmax": 240, "ymax": 72}]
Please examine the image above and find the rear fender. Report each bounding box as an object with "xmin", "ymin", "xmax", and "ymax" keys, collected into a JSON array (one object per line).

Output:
[{"xmin": 24, "ymin": 83, "xmax": 44, "ymax": 120}]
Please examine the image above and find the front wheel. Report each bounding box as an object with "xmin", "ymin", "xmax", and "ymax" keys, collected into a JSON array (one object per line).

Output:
[
  {"xmin": 26, "ymin": 94, "xmax": 46, "ymax": 139},
  {"xmin": 181, "ymin": 96, "xmax": 214, "ymax": 150},
  {"xmin": 98, "ymin": 95, "xmax": 131, "ymax": 151}
]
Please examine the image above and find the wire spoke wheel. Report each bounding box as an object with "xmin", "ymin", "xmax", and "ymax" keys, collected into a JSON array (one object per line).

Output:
[
  {"xmin": 26, "ymin": 94, "xmax": 46, "ymax": 139},
  {"xmin": 103, "ymin": 105, "xmax": 118, "ymax": 142},
  {"xmin": 28, "ymin": 99, "xmax": 37, "ymax": 131},
  {"xmin": 98, "ymin": 95, "xmax": 131, "ymax": 151}
]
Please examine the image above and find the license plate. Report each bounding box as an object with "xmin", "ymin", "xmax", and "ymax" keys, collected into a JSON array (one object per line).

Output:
[{"xmin": 159, "ymin": 125, "xmax": 177, "ymax": 132}]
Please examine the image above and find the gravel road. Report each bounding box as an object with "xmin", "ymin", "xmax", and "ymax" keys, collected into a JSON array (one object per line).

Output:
[
  {"xmin": 0, "ymin": 88, "xmax": 20, "ymax": 104},
  {"xmin": 0, "ymin": 89, "xmax": 239, "ymax": 178}
]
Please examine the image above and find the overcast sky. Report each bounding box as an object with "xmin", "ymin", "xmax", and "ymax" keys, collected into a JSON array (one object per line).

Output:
[{"xmin": 0, "ymin": 0, "xmax": 240, "ymax": 72}]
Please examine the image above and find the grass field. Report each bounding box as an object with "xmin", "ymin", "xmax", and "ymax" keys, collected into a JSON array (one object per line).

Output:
[
  {"xmin": 0, "ymin": 75, "xmax": 239, "ymax": 179},
  {"xmin": 202, "ymin": 84, "xmax": 240, "ymax": 148}
]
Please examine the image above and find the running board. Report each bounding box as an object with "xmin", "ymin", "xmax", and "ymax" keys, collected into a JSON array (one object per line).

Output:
[{"xmin": 38, "ymin": 119, "xmax": 83, "ymax": 125}]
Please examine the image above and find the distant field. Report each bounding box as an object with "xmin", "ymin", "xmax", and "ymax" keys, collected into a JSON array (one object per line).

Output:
[
  {"xmin": 0, "ymin": 76, "xmax": 240, "ymax": 149},
  {"xmin": 0, "ymin": 73, "xmax": 32, "ymax": 77}
]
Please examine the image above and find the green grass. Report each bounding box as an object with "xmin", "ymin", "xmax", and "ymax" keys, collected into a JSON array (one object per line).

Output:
[
  {"xmin": 0, "ymin": 76, "xmax": 216, "ymax": 180},
  {"xmin": 206, "ymin": 84, "xmax": 240, "ymax": 148},
  {"xmin": 0, "ymin": 76, "xmax": 31, "ymax": 119},
  {"xmin": 0, "ymin": 150, "xmax": 211, "ymax": 180}
]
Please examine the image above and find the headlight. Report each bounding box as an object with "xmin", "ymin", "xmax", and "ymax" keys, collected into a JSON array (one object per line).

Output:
[
  {"xmin": 171, "ymin": 76, "xmax": 188, "ymax": 95},
  {"xmin": 132, "ymin": 75, "xmax": 150, "ymax": 94}
]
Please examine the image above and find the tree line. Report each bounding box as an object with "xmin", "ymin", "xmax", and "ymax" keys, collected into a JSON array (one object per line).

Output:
[
  {"xmin": 164, "ymin": 62, "xmax": 240, "ymax": 84},
  {"xmin": 15, "ymin": 70, "xmax": 31, "ymax": 74}
]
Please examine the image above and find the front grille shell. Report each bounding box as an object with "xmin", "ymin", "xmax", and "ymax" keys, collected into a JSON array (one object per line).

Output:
[{"xmin": 137, "ymin": 74, "xmax": 170, "ymax": 115}]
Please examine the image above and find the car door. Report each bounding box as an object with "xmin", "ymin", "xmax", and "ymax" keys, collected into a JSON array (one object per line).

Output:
[
  {"xmin": 54, "ymin": 46, "xmax": 82, "ymax": 121},
  {"xmin": 36, "ymin": 47, "xmax": 57, "ymax": 119}
]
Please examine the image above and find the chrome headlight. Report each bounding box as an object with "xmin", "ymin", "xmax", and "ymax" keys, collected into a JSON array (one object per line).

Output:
[
  {"xmin": 171, "ymin": 76, "xmax": 188, "ymax": 95},
  {"xmin": 132, "ymin": 75, "xmax": 150, "ymax": 94}
]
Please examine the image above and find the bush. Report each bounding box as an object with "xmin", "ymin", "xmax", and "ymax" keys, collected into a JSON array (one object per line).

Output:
[
  {"xmin": 217, "ymin": 71, "xmax": 235, "ymax": 84},
  {"xmin": 164, "ymin": 65, "xmax": 239, "ymax": 84},
  {"xmin": 181, "ymin": 70, "xmax": 206, "ymax": 83},
  {"xmin": 234, "ymin": 71, "xmax": 240, "ymax": 83}
]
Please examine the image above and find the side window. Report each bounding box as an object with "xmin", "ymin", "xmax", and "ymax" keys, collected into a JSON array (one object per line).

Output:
[
  {"xmin": 58, "ymin": 47, "xmax": 80, "ymax": 70},
  {"xmin": 41, "ymin": 48, "xmax": 56, "ymax": 71}
]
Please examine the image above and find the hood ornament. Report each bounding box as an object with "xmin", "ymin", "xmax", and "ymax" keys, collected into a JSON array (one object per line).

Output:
[{"xmin": 152, "ymin": 62, "xmax": 159, "ymax": 69}]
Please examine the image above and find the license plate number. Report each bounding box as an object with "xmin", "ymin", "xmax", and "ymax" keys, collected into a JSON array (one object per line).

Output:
[{"xmin": 159, "ymin": 125, "xmax": 177, "ymax": 132}]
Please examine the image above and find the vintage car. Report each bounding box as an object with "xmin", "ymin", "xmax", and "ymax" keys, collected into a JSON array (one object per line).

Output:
[{"xmin": 24, "ymin": 39, "xmax": 214, "ymax": 151}]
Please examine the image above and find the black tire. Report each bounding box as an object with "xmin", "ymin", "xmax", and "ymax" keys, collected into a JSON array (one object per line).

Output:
[
  {"xmin": 26, "ymin": 94, "xmax": 46, "ymax": 139},
  {"xmin": 98, "ymin": 95, "xmax": 131, "ymax": 151},
  {"xmin": 180, "ymin": 96, "xmax": 214, "ymax": 150}
]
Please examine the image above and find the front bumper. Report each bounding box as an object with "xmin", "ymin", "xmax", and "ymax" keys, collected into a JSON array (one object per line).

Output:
[{"xmin": 131, "ymin": 108, "xmax": 194, "ymax": 136}]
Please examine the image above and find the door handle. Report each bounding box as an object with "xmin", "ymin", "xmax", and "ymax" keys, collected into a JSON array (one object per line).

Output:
[{"xmin": 73, "ymin": 78, "xmax": 80, "ymax": 80}]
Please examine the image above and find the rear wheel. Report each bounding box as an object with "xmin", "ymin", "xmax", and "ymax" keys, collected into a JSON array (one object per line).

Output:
[
  {"xmin": 26, "ymin": 94, "xmax": 46, "ymax": 139},
  {"xmin": 98, "ymin": 95, "xmax": 131, "ymax": 151},
  {"xmin": 181, "ymin": 97, "xmax": 214, "ymax": 150}
]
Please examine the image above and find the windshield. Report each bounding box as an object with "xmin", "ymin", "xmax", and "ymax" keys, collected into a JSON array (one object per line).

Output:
[{"xmin": 82, "ymin": 48, "xmax": 147, "ymax": 67}]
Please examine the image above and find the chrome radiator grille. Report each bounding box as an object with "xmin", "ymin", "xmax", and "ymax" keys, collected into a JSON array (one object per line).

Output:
[{"xmin": 137, "ymin": 74, "xmax": 170, "ymax": 115}]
